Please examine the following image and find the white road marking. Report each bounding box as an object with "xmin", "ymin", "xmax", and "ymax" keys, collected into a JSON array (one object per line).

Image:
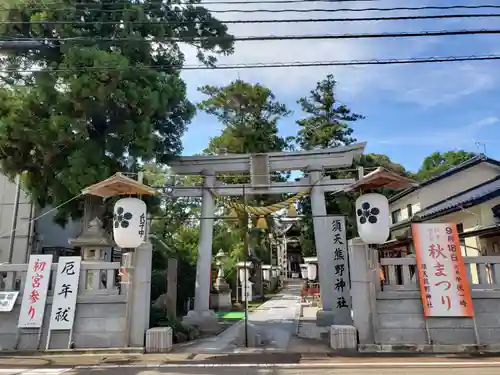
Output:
[
  {"xmin": 0, "ymin": 369, "xmax": 72, "ymax": 375},
  {"xmin": 74, "ymin": 361, "xmax": 500, "ymax": 369}
]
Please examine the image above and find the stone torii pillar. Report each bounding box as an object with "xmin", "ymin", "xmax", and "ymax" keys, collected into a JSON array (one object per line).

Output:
[{"xmin": 183, "ymin": 170, "xmax": 219, "ymax": 331}]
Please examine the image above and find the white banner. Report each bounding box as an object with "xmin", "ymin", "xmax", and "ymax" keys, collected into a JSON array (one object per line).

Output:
[
  {"xmin": 49, "ymin": 257, "xmax": 81, "ymax": 330},
  {"xmin": 18, "ymin": 254, "xmax": 53, "ymax": 328}
]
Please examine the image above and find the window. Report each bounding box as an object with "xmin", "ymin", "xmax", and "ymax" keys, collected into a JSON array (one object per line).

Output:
[
  {"xmin": 391, "ymin": 209, "xmax": 402, "ymax": 224},
  {"xmin": 407, "ymin": 204, "xmax": 413, "ymax": 218}
]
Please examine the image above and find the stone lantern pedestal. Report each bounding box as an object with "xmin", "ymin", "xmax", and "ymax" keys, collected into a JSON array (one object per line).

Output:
[{"xmin": 211, "ymin": 250, "xmax": 232, "ymax": 312}]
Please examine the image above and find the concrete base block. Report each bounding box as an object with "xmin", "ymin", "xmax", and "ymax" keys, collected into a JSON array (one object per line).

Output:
[
  {"xmin": 182, "ymin": 310, "xmax": 219, "ymax": 333},
  {"xmin": 145, "ymin": 327, "xmax": 172, "ymax": 353},
  {"xmin": 316, "ymin": 309, "xmax": 336, "ymax": 327},
  {"xmin": 329, "ymin": 325, "xmax": 357, "ymax": 350}
]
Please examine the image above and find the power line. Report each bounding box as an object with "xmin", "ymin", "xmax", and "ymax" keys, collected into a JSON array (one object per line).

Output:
[
  {"xmin": 0, "ymin": 0, "xmax": 381, "ymax": 5},
  {"xmin": 1, "ymin": 54, "xmax": 499, "ymax": 72},
  {"xmin": 1, "ymin": 4, "xmax": 500, "ymax": 14},
  {"xmin": 4, "ymin": 29, "xmax": 500, "ymax": 43},
  {"xmin": 0, "ymin": 13, "xmax": 498, "ymax": 26},
  {"xmin": 3, "ymin": 54, "xmax": 500, "ymax": 72}
]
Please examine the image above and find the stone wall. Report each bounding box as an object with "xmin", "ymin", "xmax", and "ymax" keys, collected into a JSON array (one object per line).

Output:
[
  {"xmin": 376, "ymin": 290, "xmax": 500, "ymax": 345},
  {"xmin": 349, "ymin": 239, "xmax": 500, "ymax": 346},
  {"xmin": 0, "ymin": 258, "xmax": 141, "ymax": 351},
  {"xmin": 0, "ymin": 295, "xmax": 126, "ymax": 350}
]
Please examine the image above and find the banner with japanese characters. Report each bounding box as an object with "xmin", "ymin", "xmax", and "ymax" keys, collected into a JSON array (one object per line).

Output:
[
  {"xmin": 412, "ymin": 223, "xmax": 474, "ymax": 317},
  {"xmin": 18, "ymin": 254, "xmax": 53, "ymax": 328},
  {"xmin": 328, "ymin": 215, "xmax": 352, "ymax": 324},
  {"xmin": 49, "ymin": 257, "xmax": 81, "ymax": 330}
]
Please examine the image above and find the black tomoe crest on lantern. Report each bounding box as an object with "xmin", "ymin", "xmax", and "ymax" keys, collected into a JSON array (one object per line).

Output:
[
  {"xmin": 114, "ymin": 206, "xmax": 133, "ymax": 229},
  {"xmin": 356, "ymin": 201, "xmax": 380, "ymax": 225},
  {"xmin": 355, "ymin": 193, "xmax": 390, "ymax": 245},
  {"xmin": 113, "ymin": 197, "xmax": 147, "ymax": 248}
]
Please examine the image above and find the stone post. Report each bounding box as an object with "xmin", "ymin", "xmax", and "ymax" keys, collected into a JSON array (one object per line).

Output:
[
  {"xmin": 166, "ymin": 258, "xmax": 178, "ymax": 319},
  {"xmin": 129, "ymin": 241, "xmax": 153, "ymax": 347},
  {"xmin": 194, "ymin": 170, "xmax": 215, "ymax": 312},
  {"xmin": 237, "ymin": 261, "xmax": 253, "ymax": 301},
  {"xmin": 348, "ymin": 238, "xmax": 377, "ymax": 344},
  {"xmin": 308, "ymin": 168, "xmax": 336, "ymax": 325},
  {"xmin": 183, "ymin": 170, "xmax": 218, "ymax": 331}
]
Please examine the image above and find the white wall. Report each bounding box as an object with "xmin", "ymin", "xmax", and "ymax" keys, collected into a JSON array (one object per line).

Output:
[
  {"xmin": 390, "ymin": 162, "xmax": 500, "ymax": 225},
  {"xmin": 0, "ymin": 175, "xmax": 33, "ymax": 264}
]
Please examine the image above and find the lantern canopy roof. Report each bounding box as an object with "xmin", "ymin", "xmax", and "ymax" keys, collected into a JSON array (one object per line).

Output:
[
  {"xmin": 82, "ymin": 172, "xmax": 157, "ymax": 197},
  {"xmin": 344, "ymin": 167, "xmax": 416, "ymax": 192}
]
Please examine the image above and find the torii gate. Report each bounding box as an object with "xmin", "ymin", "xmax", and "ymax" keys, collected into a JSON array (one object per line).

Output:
[{"xmin": 169, "ymin": 142, "xmax": 366, "ymax": 329}]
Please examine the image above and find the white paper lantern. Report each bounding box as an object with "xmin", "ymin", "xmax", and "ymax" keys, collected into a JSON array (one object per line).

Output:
[
  {"xmin": 113, "ymin": 197, "xmax": 147, "ymax": 248},
  {"xmin": 355, "ymin": 193, "xmax": 390, "ymax": 244},
  {"xmin": 307, "ymin": 263, "xmax": 317, "ymax": 281}
]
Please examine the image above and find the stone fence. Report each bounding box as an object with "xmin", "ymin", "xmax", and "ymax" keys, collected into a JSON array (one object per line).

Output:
[
  {"xmin": 0, "ymin": 261, "xmax": 127, "ymax": 350},
  {"xmin": 349, "ymin": 239, "xmax": 500, "ymax": 347},
  {"xmin": 0, "ymin": 243, "xmax": 152, "ymax": 351}
]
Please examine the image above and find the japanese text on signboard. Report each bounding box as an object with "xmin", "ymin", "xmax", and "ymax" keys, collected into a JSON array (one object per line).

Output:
[
  {"xmin": 412, "ymin": 223, "xmax": 474, "ymax": 317},
  {"xmin": 330, "ymin": 216, "xmax": 350, "ymax": 312},
  {"xmin": 49, "ymin": 257, "xmax": 82, "ymax": 331},
  {"xmin": 18, "ymin": 255, "xmax": 53, "ymax": 328}
]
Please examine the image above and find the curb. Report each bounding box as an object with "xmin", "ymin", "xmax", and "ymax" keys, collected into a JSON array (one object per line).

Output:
[
  {"xmin": 358, "ymin": 344, "xmax": 500, "ymax": 354},
  {"xmin": 0, "ymin": 348, "xmax": 145, "ymax": 357}
]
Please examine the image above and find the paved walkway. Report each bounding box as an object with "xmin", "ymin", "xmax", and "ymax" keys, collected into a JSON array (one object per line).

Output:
[{"xmin": 183, "ymin": 280, "xmax": 303, "ymax": 353}]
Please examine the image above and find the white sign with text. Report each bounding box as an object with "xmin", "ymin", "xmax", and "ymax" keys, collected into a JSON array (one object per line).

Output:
[
  {"xmin": 49, "ymin": 257, "xmax": 81, "ymax": 330},
  {"xmin": 18, "ymin": 254, "xmax": 53, "ymax": 328}
]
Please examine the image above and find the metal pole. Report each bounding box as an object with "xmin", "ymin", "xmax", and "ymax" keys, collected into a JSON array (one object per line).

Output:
[
  {"xmin": 243, "ymin": 184, "xmax": 249, "ymax": 348},
  {"xmin": 124, "ymin": 170, "xmax": 143, "ymax": 346},
  {"xmin": 7, "ymin": 174, "xmax": 21, "ymax": 263},
  {"xmin": 24, "ymin": 202, "xmax": 35, "ymax": 262}
]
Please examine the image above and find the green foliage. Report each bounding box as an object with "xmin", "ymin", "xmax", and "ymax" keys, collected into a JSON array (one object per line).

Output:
[
  {"xmin": 199, "ymin": 79, "xmax": 293, "ymax": 156},
  {"xmin": 416, "ymin": 150, "xmax": 476, "ymax": 181},
  {"xmin": 295, "ymin": 74, "xmax": 364, "ymax": 150},
  {"xmin": 295, "ymin": 75, "xmax": 410, "ymax": 255},
  {"xmin": 198, "ymin": 79, "xmax": 294, "ymax": 264},
  {"xmin": 0, "ymin": 0, "xmax": 233, "ymax": 222}
]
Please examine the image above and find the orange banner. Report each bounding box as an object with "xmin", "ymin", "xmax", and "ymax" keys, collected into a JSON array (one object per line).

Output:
[{"xmin": 412, "ymin": 223, "xmax": 474, "ymax": 317}]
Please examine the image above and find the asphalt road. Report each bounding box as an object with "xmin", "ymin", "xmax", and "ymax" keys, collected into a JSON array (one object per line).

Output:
[{"xmin": 3, "ymin": 359, "xmax": 500, "ymax": 375}]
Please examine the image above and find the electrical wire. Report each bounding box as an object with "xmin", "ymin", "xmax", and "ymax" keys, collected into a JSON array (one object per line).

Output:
[
  {"xmin": 1, "ymin": 4, "xmax": 500, "ymax": 14},
  {"xmin": 0, "ymin": 13, "xmax": 498, "ymax": 26},
  {"xmin": 0, "ymin": 193, "xmax": 84, "ymax": 239},
  {"xmin": 0, "ymin": 0, "xmax": 382, "ymax": 5},
  {"xmin": 1, "ymin": 54, "xmax": 499, "ymax": 72},
  {"xmin": 4, "ymin": 29, "xmax": 500, "ymax": 44}
]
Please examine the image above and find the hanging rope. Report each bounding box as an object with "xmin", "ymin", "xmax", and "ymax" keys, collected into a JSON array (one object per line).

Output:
[{"xmin": 211, "ymin": 188, "xmax": 310, "ymax": 216}]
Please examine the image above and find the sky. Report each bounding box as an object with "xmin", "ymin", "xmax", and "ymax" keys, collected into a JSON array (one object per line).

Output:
[{"xmin": 178, "ymin": 0, "xmax": 500, "ymax": 172}]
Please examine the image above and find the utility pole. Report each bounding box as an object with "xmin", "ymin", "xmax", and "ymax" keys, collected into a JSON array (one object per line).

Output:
[
  {"xmin": 242, "ymin": 183, "xmax": 249, "ymax": 348},
  {"xmin": 7, "ymin": 174, "xmax": 21, "ymax": 264}
]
